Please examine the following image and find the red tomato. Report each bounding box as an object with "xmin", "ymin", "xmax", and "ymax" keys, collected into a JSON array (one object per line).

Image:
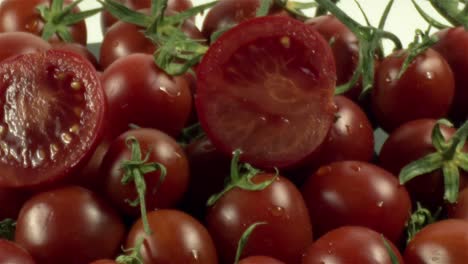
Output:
[
  {"xmin": 447, "ymin": 188, "xmax": 468, "ymax": 220},
  {"xmin": 0, "ymin": 50, "xmax": 106, "ymax": 188},
  {"xmin": 51, "ymin": 42, "xmax": 100, "ymax": 70},
  {"xmin": 379, "ymin": 119, "xmax": 468, "ymax": 209},
  {"xmin": 0, "ymin": 239, "xmax": 35, "ymax": 264},
  {"xmin": 0, "ymin": 188, "xmax": 30, "ymax": 219},
  {"xmin": 0, "ymin": 0, "xmax": 87, "ymax": 44},
  {"xmin": 404, "ymin": 219, "xmax": 468, "ymax": 263},
  {"xmin": 196, "ymin": 16, "xmax": 336, "ymax": 169},
  {"xmin": 239, "ymin": 256, "xmax": 285, "ymax": 264},
  {"xmin": 126, "ymin": 209, "xmax": 218, "ymax": 264},
  {"xmin": 15, "ymin": 186, "xmax": 125, "ymax": 264},
  {"xmin": 301, "ymin": 161, "xmax": 411, "ymax": 243},
  {"xmin": 372, "ymin": 49, "xmax": 455, "ymax": 132},
  {"xmin": 433, "ymin": 27, "xmax": 468, "ymax": 124},
  {"xmin": 207, "ymin": 174, "xmax": 312, "ymax": 263},
  {"xmin": 100, "ymin": 128, "xmax": 189, "ymax": 217},
  {"xmin": 101, "ymin": 53, "xmax": 192, "ymax": 139},
  {"xmin": 302, "ymin": 226, "xmax": 404, "ymax": 264},
  {"xmin": 0, "ymin": 32, "xmax": 51, "ymax": 62},
  {"xmin": 89, "ymin": 260, "xmax": 116, "ymax": 264}
]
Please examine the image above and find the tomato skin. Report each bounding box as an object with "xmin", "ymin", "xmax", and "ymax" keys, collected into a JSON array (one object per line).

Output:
[
  {"xmin": 0, "ymin": 188, "xmax": 30, "ymax": 219},
  {"xmin": 0, "ymin": 32, "xmax": 51, "ymax": 62},
  {"xmin": 404, "ymin": 219, "xmax": 468, "ymax": 263},
  {"xmin": 301, "ymin": 161, "xmax": 411, "ymax": 243},
  {"xmin": 447, "ymin": 188, "xmax": 468, "ymax": 220},
  {"xmin": 372, "ymin": 49, "xmax": 455, "ymax": 132},
  {"xmin": 51, "ymin": 42, "xmax": 100, "ymax": 70},
  {"xmin": 433, "ymin": 27, "xmax": 468, "ymax": 124},
  {"xmin": 89, "ymin": 260, "xmax": 116, "ymax": 264},
  {"xmin": 239, "ymin": 256, "xmax": 285, "ymax": 264},
  {"xmin": 15, "ymin": 186, "xmax": 125, "ymax": 264},
  {"xmin": 100, "ymin": 128, "xmax": 189, "ymax": 217},
  {"xmin": 101, "ymin": 53, "xmax": 192, "ymax": 139},
  {"xmin": 378, "ymin": 119, "xmax": 467, "ymax": 209},
  {"xmin": 126, "ymin": 209, "xmax": 218, "ymax": 264},
  {"xmin": 302, "ymin": 226, "xmax": 404, "ymax": 264},
  {"xmin": 0, "ymin": 240, "xmax": 35, "ymax": 264},
  {"xmin": 206, "ymin": 174, "xmax": 313, "ymax": 263},
  {"xmin": 0, "ymin": 0, "xmax": 87, "ymax": 45}
]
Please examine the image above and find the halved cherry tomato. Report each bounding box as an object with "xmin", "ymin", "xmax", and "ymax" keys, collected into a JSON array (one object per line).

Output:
[
  {"xmin": 0, "ymin": 239, "xmax": 35, "ymax": 264},
  {"xmin": 196, "ymin": 16, "xmax": 336, "ymax": 169},
  {"xmin": 51, "ymin": 42, "xmax": 100, "ymax": 70},
  {"xmin": 0, "ymin": 50, "xmax": 106, "ymax": 188}
]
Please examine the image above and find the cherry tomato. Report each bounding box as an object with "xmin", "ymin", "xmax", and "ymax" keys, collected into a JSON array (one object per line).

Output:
[
  {"xmin": 447, "ymin": 188, "xmax": 468, "ymax": 220},
  {"xmin": 89, "ymin": 260, "xmax": 116, "ymax": 264},
  {"xmin": 196, "ymin": 16, "xmax": 336, "ymax": 169},
  {"xmin": 0, "ymin": 32, "xmax": 51, "ymax": 62},
  {"xmin": 239, "ymin": 256, "xmax": 285, "ymax": 264},
  {"xmin": 301, "ymin": 161, "xmax": 411, "ymax": 243},
  {"xmin": 51, "ymin": 42, "xmax": 100, "ymax": 70},
  {"xmin": 0, "ymin": 0, "xmax": 87, "ymax": 45},
  {"xmin": 206, "ymin": 174, "xmax": 313, "ymax": 263},
  {"xmin": 0, "ymin": 50, "xmax": 106, "ymax": 188},
  {"xmin": 433, "ymin": 27, "xmax": 468, "ymax": 124},
  {"xmin": 404, "ymin": 219, "xmax": 468, "ymax": 263},
  {"xmin": 126, "ymin": 209, "xmax": 218, "ymax": 264},
  {"xmin": 99, "ymin": 10, "xmax": 203, "ymax": 69},
  {"xmin": 0, "ymin": 239, "xmax": 35, "ymax": 264},
  {"xmin": 101, "ymin": 53, "xmax": 192, "ymax": 139},
  {"xmin": 372, "ymin": 48, "xmax": 455, "ymax": 132},
  {"xmin": 101, "ymin": 128, "xmax": 189, "ymax": 217},
  {"xmin": 0, "ymin": 188, "xmax": 30, "ymax": 219},
  {"xmin": 302, "ymin": 226, "xmax": 404, "ymax": 264},
  {"xmin": 15, "ymin": 186, "xmax": 125, "ymax": 264},
  {"xmin": 379, "ymin": 119, "xmax": 468, "ymax": 209}
]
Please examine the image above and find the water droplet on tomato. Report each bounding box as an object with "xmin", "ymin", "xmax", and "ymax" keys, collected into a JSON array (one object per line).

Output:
[
  {"xmin": 191, "ymin": 249, "xmax": 199, "ymax": 261},
  {"xmin": 377, "ymin": 201, "xmax": 384, "ymax": 207},
  {"xmin": 25, "ymin": 20, "xmax": 38, "ymax": 32},
  {"xmin": 112, "ymin": 41, "xmax": 119, "ymax": 48},
  {"xmin": 350, "ymin": 163, "xmax": 361, "ymax": 172},
  {"xmin": 359, "ymin": 123, "xmax": 364, "ymax": 129},
  {"xmin": 270, "ymin": 206, "xmax": 285, "ymax": 217},
  {"xmin": 426, "ymin": 72, "xmax": 433, "ymax": 80},
  {"xmin": 317, "ymin": 166, "xmax": 332, "ymax": 175},
  {"xmin": 280, "ymin": 117, "xmax": 290, "ymax": 124},
  {"xmin": 385, "ymin": 77, "xmax": 392, "ymax": 83}
]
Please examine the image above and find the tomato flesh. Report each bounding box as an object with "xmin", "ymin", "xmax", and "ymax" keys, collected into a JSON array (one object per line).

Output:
[
  {"xmin": 196, "ymin": 16, "xmax": 336, "ymax": 169},
  {"xmin": 0, "ymin": 50, "xmax": 105, "ymax": 188}
]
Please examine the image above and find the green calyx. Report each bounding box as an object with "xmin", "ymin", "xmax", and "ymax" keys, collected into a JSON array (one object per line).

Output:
[
  {"xmin": 405, "ymin": 203, "xmax": 441, "ymax": 245},
  {"xmin": 206, "ymin": 150, "xmax": 277, "ymax": 207},
  {"xmin": 116, "ymin": 237, "xmax": 145, "ymax": 264},
  {"xmin": 100, "ymin": 0, "xmax": 215, "ymax": 75},
  {"xmin": 120, "ymin": 136, "xmax": 167, "ymax": 235},
  {"xmin": 412, "ymin": 0, "xmax": 468, "ymax": 30},
  {"xmin": 234, "ymin": 222, "xmax": 267, "ymax": 264},
  {"xmin": 0, "ymin": 218, "xmax": 16, "ymax": 241},
  {"xmin": 314, "ymin": 0, "xmax": 402, "ymax": 97},
  {"xmin": 381, "ymin": 235, "xmax": 400, "ymax": 264},
  {"xmin": 399, "ymin": 119, "xmax": 468, "ymax": 203},
  {"xmin": 37, "ymin": 0, "xmax": 102, "ymax": 42}
]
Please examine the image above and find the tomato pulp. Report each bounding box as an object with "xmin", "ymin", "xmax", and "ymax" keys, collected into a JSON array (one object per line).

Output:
[{"xmin": 196, "ymin": 16, "xmax": 336, "ymax": 169}]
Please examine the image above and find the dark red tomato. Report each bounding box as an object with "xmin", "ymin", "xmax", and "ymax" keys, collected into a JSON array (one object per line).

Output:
[
  {"xmin": 372, "ymin": 48, "xmax": 455, "ymax": 132},
  {"xmin": 206, "ymin": 174, "xmax": 312, "ymax": 263},
  {"xmin": 0, "ymin": 188, "xmax": 30, "ymax": 219},
  {"xmin": 0, "ymin": 50, "xmax": 106, "ymax": 188},
  {"xmin": 196, "ymin": 16, "xmax": 336, "ymax": 169},
  {"xmin": 404, "ymin": 219, "xmax": 468, "ymax": 263},
  {"xmin": 306, "ymin": 15, "xmax": 362, "ymax": 100},
  {"xmin": 89, "ymin": 260, "xmax": 116, "ymax": 264},
  {"xmin": 126, "ymin": 209, "xmax": 218, "ymax": 264},
  {"xmin": 433, "ymin": 27, "xmax": 468, "ymax": 124},
  {"xmin": 15, "ymin": 186, "xmax": 125, "ymax": 264},
  {"xmin": 101, "ymin": 0, "xmax": 193, "ymax": 32},
  {"xmin": 301, "ymin": 161, "xmax": 411, "ymax": 243},
  {"xmin": 180, "ymin": 136, "xmax": 230, "ymax": 219},
  {"xmin": 302, "ymin": 226, "xmax": 404, "ymax": 264},
  {"xmin": 447, "ymin": 188, "xmax": 468, "ymax": 220},
  {"xmin": 51, "ymin": 42, "xmax": 100, "ymax": 70},
  {"xmin": 239, "ymin": 256, "xmax": 285, "ymax": 264},
  {"xmin": 101, "ymin": 53, "xmax": 192, "ymax": 139},
  {"xmin": 0, "ymin": 0, "xmax": 87, "ymax": 45},
  {"xmin": 0, "ymin": 32, "xmax": 51, "ymax": 62},
  {"xmin": 201, "ymin": 0, "xmax": 286, "ymax": 40},
  {"xmin": 379, "ymin": 119, "xmax": 468, "ymax": 209},
  {"xmin": 99, "ymin": 10, "xmax": 203, "ymax": 69},
  {"xmin": 101, "ymin": 128, "xmax": 189, "ymax": 217},
  {"xmin": 0, "ymin": 240, "xmax": 35, "ymax": 264}
]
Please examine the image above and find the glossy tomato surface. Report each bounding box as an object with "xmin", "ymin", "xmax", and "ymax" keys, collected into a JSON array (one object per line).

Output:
[
  {"xmin": 206, "ymin": 174, "xmax": 313, "ymax": 263},
  {"xmin": 101, "ymin": 53, "xmax": 192, "ymax": 139},
  {"xmin": 101, "ymin": 128, "xmax": 189, "ymax": 217},
  {"xmin": 196, "ymin": 16, "xmax": 336, "ymax": 169},
  {"xmin": 372, "ymin": 49, "xmax": 454, "ymax": 132},
  {"xmin": 15, "ymin": 186, "xmax": 125, "ymax": 264},
  {"xmin": 239, "ymin": 256, "xmax": 286, "ymax": 264},
  {"xmin": 0, "ymin": 32, "xmax": 51, "ymax": 62},
  {"xmin": 0, "ymin": 0, "xmax": 87, "ymax": 44},
  {"xmin": 301, "ymin": 161, "xmax": 411, "ymax": 243},
  {"xmin": 126, "ymin": 209, "xmax": 218, "ymax": 264},
  {"xmin": 0, "ymin": 240, "xmax": 35, "ymax": 264},
  {"xmin": 447, "ymin": 188, "xmax": 468, "ymax": 220},
  {"xmin": 302, "ymin": 226, "xmax": 404, "ymax": 264},
  {"xmin": 0, "ymin": 50, "xmax": 106, "ymax": 188},
  {"xmin": 404, "ymin": 219, "xmax": 468, "ymax": 264}
]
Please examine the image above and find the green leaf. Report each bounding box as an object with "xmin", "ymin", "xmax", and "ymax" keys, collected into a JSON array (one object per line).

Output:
[
  {"xmin": 234, "ymin": 222, "xmax": 267, "ymax": 264},
  {"xmin": 405, "ymin": 203, "xmax": 440, "ymax": 244},
  {"xmin": 411, "ymin": 0, "xmax": 450, "ymax": 29},
  {"xmin": 51, "ymin": 0, "xmax": 65, "ymax": 13},
  {"xmin": 210, "ymin": 26, "xmax": 231, "ymax": 42},
  {"xmin": 431, "ymin": 119, "xmax": 453, "ymax": 152},
  {"xmin": 399, "ymin": 152, "xmax": 444, "ymax": 184},
  {"xmin": 256, "ymin": 0, "xmax": 272, "ymax": 17},
  {"xmin": 456, "ymin": 152, "xmax": 468, "ymax": 172},
  {"xmin": 99, "ymin": 0, "xmax": 150, "ymax": 27},
  {"xmin": 163, "ymin": 1, "xmax": 218, "ymax": 25},
  {"xmin": 62, "ymin": 7, "xmax": 103, "ymax": 26},
  {"xmin": 442, "ymin": 161, "xmax": 460, "ymax": 203}
]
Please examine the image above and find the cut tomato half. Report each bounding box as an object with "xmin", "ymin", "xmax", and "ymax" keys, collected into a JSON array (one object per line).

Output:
[
  {"xmin": 196, "ymin": 16, "xmax": 336, "ymax": 169},
  {"xmin": 0, "ymin": 50, "xmax": 106, "ymax": 188}
]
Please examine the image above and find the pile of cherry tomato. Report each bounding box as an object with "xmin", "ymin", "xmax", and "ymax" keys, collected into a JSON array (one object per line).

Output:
[{"xmin": 0, "ymin": 0, "xmax": 467, "ymax": 263}]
